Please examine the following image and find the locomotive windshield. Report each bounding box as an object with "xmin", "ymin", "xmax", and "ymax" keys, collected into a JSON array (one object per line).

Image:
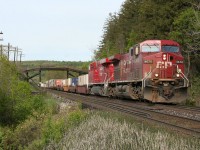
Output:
[
  {"xmin": 162, "ymin": 46, "xmax": 179, "ymax": 52},
  {"xmin": 142, "ymin": 44, "xmax": 159, "ymax": 52}
]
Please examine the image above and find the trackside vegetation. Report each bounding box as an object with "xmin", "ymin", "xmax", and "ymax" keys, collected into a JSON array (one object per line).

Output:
[
  {"xmin": 0, "ymin": 56, "xmax": 89, "ymax": 149},
  {"xmin": 0, "ymin": 57, "xmax": 199, "ymax": 149},
  {"xmin": 0, "ymin": 56, "xmax": 47, "ymax": 125},
  {"xmin": 45, "ymin": 112, "xmax": 200, "ymax": 150}
]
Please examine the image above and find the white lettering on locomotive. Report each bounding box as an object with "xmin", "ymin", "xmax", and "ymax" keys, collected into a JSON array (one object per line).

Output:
[{"xmin": 156, "ymin": 61, "xmax": 172, "ymax": 69}]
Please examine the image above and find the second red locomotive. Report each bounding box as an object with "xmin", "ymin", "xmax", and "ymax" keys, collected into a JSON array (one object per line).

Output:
[{"xmin": 88, "ymin": 40, "xmax": 189, "ymax": 103}]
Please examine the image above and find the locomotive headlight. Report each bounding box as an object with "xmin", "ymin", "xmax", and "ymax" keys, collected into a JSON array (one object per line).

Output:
[
  {"xmin": 162, "ymin": 53, "xmax": 167, "ymax": 61},
  {"xmin": 176, "ymin": 73, "xmax": 180, "ymax": 77},
  {"xmin": 155, "ymin": 73, "xmax": 159, "ymax": 77}
]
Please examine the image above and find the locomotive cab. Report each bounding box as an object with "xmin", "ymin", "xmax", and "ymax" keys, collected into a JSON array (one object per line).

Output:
[{"xmin": 141, "ymin": 40, "xmax": 189, "ymax": 103}]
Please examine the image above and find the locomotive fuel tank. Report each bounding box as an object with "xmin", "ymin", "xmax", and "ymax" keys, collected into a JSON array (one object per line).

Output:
[
  {"xmin": 115, "ymin": 85, "xmax": 132, "ymax": 98},
  {"xmin": 90, "ymin": 86, "xmax": 103, "ymax": 95}
]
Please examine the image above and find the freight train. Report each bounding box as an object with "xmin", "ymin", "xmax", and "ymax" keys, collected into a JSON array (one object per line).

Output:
[{"xmin": 41, "ymin": 40, "xmax": 189, "ymax": 104}]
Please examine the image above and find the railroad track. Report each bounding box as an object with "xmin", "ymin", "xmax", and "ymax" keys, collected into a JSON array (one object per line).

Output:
[
  {"xmin": 47, "ymin": 89, "xmax": 200, "ymax": 137},
  {"xmin": 119, "ymin": 101, "xmax": 200, "ymax": 122},
  {"xmin": 168, "ymin": 105, "xmax": 200, "ymax": 112}
]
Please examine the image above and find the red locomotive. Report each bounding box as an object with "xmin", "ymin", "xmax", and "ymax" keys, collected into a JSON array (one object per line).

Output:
[{"xmin": 88, "ymin": 40, "xmax": 189, "ymax": 103}]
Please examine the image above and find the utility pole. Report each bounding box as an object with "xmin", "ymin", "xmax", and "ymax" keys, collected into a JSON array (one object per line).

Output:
[
  {"xmin": 0, "ymin": 31, "xmax": 3, "ymax": 57},
  {"xmin": 0, "ymin": 31, "xmax": 3, "ymax": 41},
  {"xmin": 0, "ymin": 31, "xmax": 24, "ymax": 62},
  {"xmin": 0, "ymin": 45, "xmax": 2, "ymax": 56},
  {"xmin": 16, "ymin": 47, "xmax": 18, "ymax": 62},
  {"xmin": 20, "ymin": 53, "xmax": 22, "ymax": 63},
  {"xmin": 14, "ymin": 47, "xmax": 16, "ymax": 63},
  {"xmin": 7, "ymin": 43, "xmax": 10, "ymax": 60}
]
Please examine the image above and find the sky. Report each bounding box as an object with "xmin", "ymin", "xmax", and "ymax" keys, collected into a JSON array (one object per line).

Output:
[{"xmin": 0, "ymin": 0, "xmax": 125, "ymax": 61}]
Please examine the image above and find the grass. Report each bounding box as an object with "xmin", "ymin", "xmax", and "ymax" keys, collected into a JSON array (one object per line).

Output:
[{"xmin": 45, "ymin": 111, "xmax": 200, "ymax": 150}]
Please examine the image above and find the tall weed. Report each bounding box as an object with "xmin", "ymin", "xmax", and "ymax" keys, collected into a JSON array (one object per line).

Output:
[
  {"xmin": 188, "ymin": 76, "xmax": 200, "ymax": 106},
  {"xmin": 46, "ymin": 112, "xmax": 200, "ymax": 150}
]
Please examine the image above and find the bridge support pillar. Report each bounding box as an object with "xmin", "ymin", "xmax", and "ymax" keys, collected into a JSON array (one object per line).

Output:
[
  {"xmin": 26, "ymin": 72, "xmax": 29, "ymax": 82},
  {"xmin": 39, "ymin": 70, "xmax": 41, "ymax": 82},
  {"xmin": 67, "ymin": 70, "xmax": 69, "ymax": 79}
]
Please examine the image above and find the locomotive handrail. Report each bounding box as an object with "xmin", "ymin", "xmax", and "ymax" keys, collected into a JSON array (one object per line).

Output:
[
  {"xmin": 180, "ymin": 71, "xmax": 189, "ymax": 87},
  {"xmin": 176, "ymin": 65, "xmax": 189, "ymax": 87},
  {"xmin": 103, "ymin": 73, "xmax": 108, "ymax": 88},
  {"xmin": 104, "ymin": 73, "xmax": 114, "ymax": 89},
  {"xmin": 142, "ymin": 67, "xmax": 157, "ymax": 89}
]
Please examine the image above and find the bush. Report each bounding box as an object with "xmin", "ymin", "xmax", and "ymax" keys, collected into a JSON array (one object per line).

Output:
[
  {"xmin": 0, "ymin": 108, "xmax": 87, "ymax": 149},
  {"xmin": 0, "ymin": 57, "xmax": 59, "ymax": 125},
  {"xmin": 42, "ymin": 109, "xmax": 87, "ymax": 146},
  {"xmin": 0, "ymin": 57, "xmax": 33, "ymax": 125},
  {"xmin": 0, "ymin": 97, "xmax": 59, "ymax": 149},
  {"xmin": 188, "ymin": 75, "xmax": 200, "ymax": 106}
]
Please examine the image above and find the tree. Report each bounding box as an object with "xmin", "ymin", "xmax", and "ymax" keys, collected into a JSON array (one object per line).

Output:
[
  {"xmin": 0, "ymin": 57, "xmax": 41, "ymax": 125},
  {"xmin": 95, "ymin": 0, "xmax": 192, "ymax": 60}
]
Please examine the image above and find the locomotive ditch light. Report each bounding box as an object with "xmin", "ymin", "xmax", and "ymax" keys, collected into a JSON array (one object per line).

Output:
[
  {"xmin": 162, "ymin": 53, "xmax": 167, "ymax": 61},
  {"xmin": 176, "ymin": 73, "xmax": 180, "ymax": 78}
]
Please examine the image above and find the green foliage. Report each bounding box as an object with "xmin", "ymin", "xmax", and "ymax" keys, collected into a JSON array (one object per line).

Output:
[
  {"xmin": 0, "ymin": 57, "xmax": 31, "ymax": 124},
  {"xmin": 0, "ymin": 108, "xmax": 86, "ymax": 149},
  {"xmin": 25, "ymin": 109, "xmax": 87, "ymax": 149},
  {"xmin": 66, "ymin": 110, "xmax": 86, "ymax": 126},
  {"xmin": 0, "ymin": 57, "xmax": 56, "ymax": 125},
  {"xmin": 42, "ymin": 117, "xmax": 65, "ymax": 144},
  {"xmin": 169, "ymin": 8, "xmax": 196, "ymax": 47},
  {"xmin": 0, "ymin": 128, "xmax": 3, "ymax": 150},
  {"xmin": 187, "ymin": 75, "xmax": 200, "ymax": 106},
  {"xmin": 35, "ymin": 109, "xmax": 87, "ymax": 149},
  {"xmin": 0, "ymin": 95, "xmax": 59, "ymax": 149}
]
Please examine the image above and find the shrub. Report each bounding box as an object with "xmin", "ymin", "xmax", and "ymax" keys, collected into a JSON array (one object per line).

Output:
[
  {"xmin": 0, "ymin": 95, "xmax": 60, "ymax": 149},
  {"xmin": 0, "ymin": 57, "xmax": 59, "ymax": 125},
  {"xmin": 42, "ymin": 109, "xmax": 87, "ymax": 145},
  {"xmin": 188, "ymin": 75, "xmax": 200, "ymax": 106},
  {"xmin": 0, "ymin": 57, "xmax": 33, "ymax": 125}
]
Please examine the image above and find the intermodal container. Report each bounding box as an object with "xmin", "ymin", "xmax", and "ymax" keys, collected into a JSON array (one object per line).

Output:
[
  {"xmin": 71, "ymin": 77, "xmax": 78, "ymax": 86},
  {"xmin": 48, "ymin": 79, "xmax": 55, "ymax": 88},
  {"xmin": 62, "ymin": 79, "xmax": 69, "ymax": 92},
  {"xmin": 62, "ymin": 79, "xmax": 68, "ymax": 86},
  {"xmin": 55, "ymin": 79, "xmax": 62, "ymax": 86},
  {"xmin": 78, "ymin": 74, "xmax": 88, "ymax": 86},
  {"xmin": 68, "ymin": 78, "xmax": 72, "ymax": 86},
  {"xmin": 55, "ymin": 79, "xmax": 62, "ymax": 90}
]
